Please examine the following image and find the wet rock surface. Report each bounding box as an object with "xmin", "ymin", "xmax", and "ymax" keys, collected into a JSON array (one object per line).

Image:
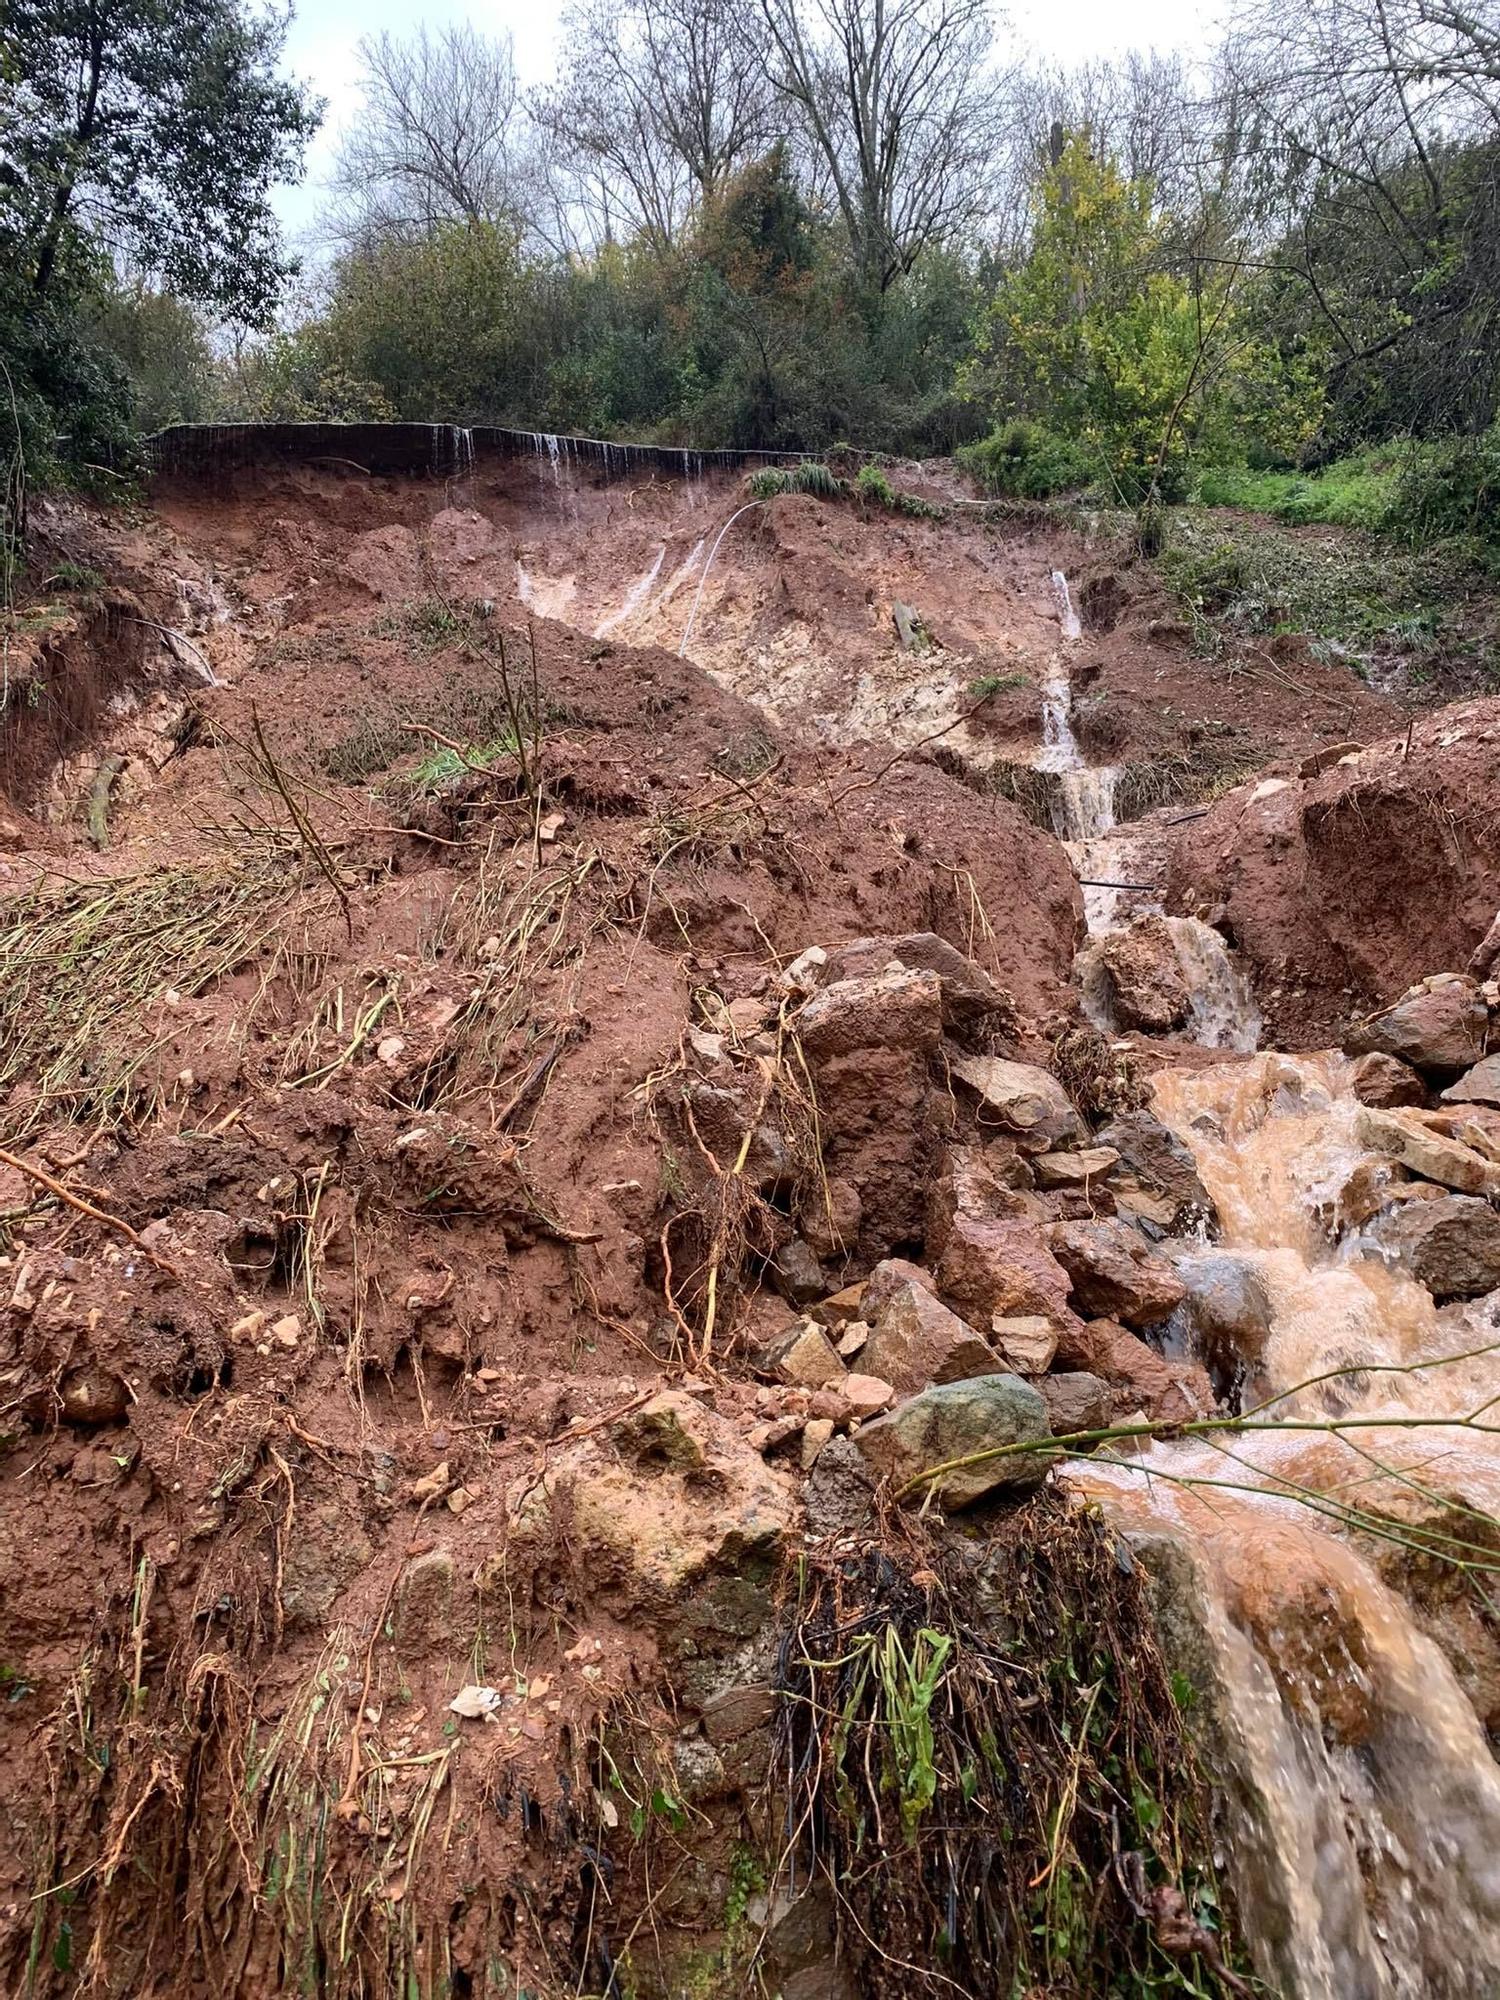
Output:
[{"xmin": 852, "ymin": 1374, "xmax": 1054, "ymax": 1507}]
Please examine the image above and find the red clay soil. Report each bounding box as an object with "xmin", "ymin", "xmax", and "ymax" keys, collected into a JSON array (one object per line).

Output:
[
  {"xmin": 0, "ymin": 452, "xmax": 1464, "ymax": 1997},
  {"xmin": 1168, "ymin": 699, "xmax": 1500, "ymax": 1045}
]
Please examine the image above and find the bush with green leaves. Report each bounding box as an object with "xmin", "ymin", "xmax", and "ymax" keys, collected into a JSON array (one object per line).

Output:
[{"xmin": 959, "ymin": 419, "xmax": 1093, "ymax": 498}]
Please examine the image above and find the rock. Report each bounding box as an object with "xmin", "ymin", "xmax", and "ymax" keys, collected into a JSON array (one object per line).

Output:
[
  {"xmin": 861, "ymin": 1280, "xmax": 1001, "ymax": 1394},
  {"xmin": 58, "ymin": 1365, "xmax": 128, "ymax": 1427},
  {"xmin": 820, "ymin": 932, "xmax": 1008, "ymax": 1031},
  {"xmin": 859, "ymin": 1256, "xmax": 938, "ymax": 1321},
  {"xmin": 771, "ymin": 1237, "xmax": 827, "ymax": 1305},
  {"xmin": 1443, "ymin": 1055, "xmax": 1500, "ymax": 1108},
  {"xmin": 1094, "ymin": 916, "xmax": 1192, "ymax": 1033},
  {"xmin": 1347, "ymin": 976, "xmax": 1488, "ymax": 1079},
  {"xmin": 756, "ymin": 1319, "xmax": 846, "ymax": 1389},
  {"xmin": 1355, "ymin": 1107, "xmax": 1500, "ymax": 1196},
  {"xmin": 1032, "ymin": 1146, "xmax": 1120, "ymax": 1189},
  {"xmin": 803, "ymin": 1434, "xmax": 878, "ymax": 1537},
  {"xmin": 396, "ymin": 1549, "xmax": 455, "ymax": 1653},
  {"xmin": 672, "ymin": 1733, "xmax": 728, "ymax": 1804},
  {"xmin": 1171, "ymin": 1251, "xmax": 1276, "ymax": 1394},
  {"xmin": 803, "ymin": 1177, "xmax": 862, "ymax": 1260},
  {"xmin": 701, "ymin": 1682, "xmax": 777, "ymax": 1744},
  {"xmin": 924, "ymin": 1146, "xmax": 1033, "ymax": 1258},
  {"xmin": 841, "ymin": 1372, "xmax": 895, "ymax": 1417},
  {"xmin": 781, "ymin": 945, "xmax": 828, "ymax": 994},
  {"xmin": 853, "ymin": 1375, "xmax": 1054, "ymax": 1508},
  {"xmin": 1062, "ymin": 1318, "xmax": 1215, "ymax": 1423},
  {"xmin": 1297, "ymin": 741, "xmax": 1365, "ymax": 778},
  {"xmin": 1095, "ymin": 1111, "xmax": 1210, "ymax": 1215},
  {"xmin": 1039, "ymin": 1371, "xmax": 1112, "ymax": 1435},
  {"xmin": 494, "ymin": 1406, "xmax": 794, "ymax": 1634},
  {"xmin": 1368, "ymin": 1195, "xmax": 1500, "ymax": 1299},
  {"xmin": 1351, "ymin": 1052, "xmax": 1428, "ymax": 1108},
  {"xmin": 410, "ymin": 1461, "xmax": 451, "ymax": 1504},
  {"xmin": 807, "ymin": 1281, "xmax": 867, "ymax": 1326},
  {"xmin": 948, "ymin": 1054, "xmax": 1083, "ymax": 1152},
  {"xmin": 794, "ymin": 965, "xmax": 943, "ymax": 1058},
  {"xmin": 836, "ymin": 1322, "xmax": 869, "ymax": 1359},
  {"xmin": 1050, "ymin": 1219, "xmax": 1186, "ymax": 1327},
  {"xmin": 936, "ymin": 1210, "xmax": 1077, "ymax": 1327},
  {"xmin": 801, "ymin": 1417, "xmax": 836, "ymax": 1466},
  {"xmin": 612, "ymin": 1391, "xmax": 711, "ymax": 1472},
  {"xmin": 990, "ymin": 1314, "xmax": 1059, "ymax": 1372}
]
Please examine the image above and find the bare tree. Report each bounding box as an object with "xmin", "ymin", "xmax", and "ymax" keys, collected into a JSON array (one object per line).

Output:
[
  {"xmin": 1221, "ymin": 0, "xmax": 1500, "ymax": 430},
  {"xmin": 535, "ymin": 0, "xmax": 775, "ymax": 254},
  {"xmin": 328, "ymin": 25, "xmax": 524, "ymax": 247},
  {"xmin": 759, "ymin": 0, "xmax": 1006, "ymax": 290}
]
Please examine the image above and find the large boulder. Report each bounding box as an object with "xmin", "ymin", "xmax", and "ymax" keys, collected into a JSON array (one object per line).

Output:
[
  {"xmin": 947, "ymin": 1055, "xmax": 1083, "ymax": 1153},
  {"xmin": 853, "ymin": 1375, "xmax": 1053, "ymax": 1508},
  {"xmin": 1091, "ymin": 915, "xmax": 1192, "ymax": 1033},
  {"xmin": 861, "ymin": 1280, "xmax": 1001, "ymax": 1395},
  {"xmin": 1171, "ymin": 1250, "xmax": 1275, "ymax": 1391},
  {"xmin": 1050, "ymin": 1218, "xmax": 1186, "ymax": 1327},
  {"xmin": 1347, "ymin": 975, "xmax": 1489, "ymax": 1080},
  {"xmin": 794, "ymin": 965, "xmax": 943, "ymax": 1058},
  {"xmin": 1368, "ymin": 1195, "xmax": 1500, "ymax": 1300},
  {"xmin": 924, "ymin": 1144, "xmax": 1034, "ymax": 1258},
  {"xmin": 936, "ymin": 1210, "xmax": 1078, "ymax": 1328},
  {"xmin": 1355, "ymin": 1107, "xmax": 1500, "ymax": 1196},
  {"xmin": 1095, "ymin": 1111, "xmax": 1211, "ymax": 1217}
]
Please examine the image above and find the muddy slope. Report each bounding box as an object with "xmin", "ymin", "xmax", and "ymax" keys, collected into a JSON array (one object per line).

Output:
[{"xmin": 0, "ymin": 450, "xmax": 1478, "ymax": 1999}]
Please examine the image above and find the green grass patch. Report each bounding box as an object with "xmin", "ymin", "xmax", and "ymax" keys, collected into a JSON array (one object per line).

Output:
[
  {"xmin": 1156, "ymin": 511, "xmax": 1484, "ymax": 656},
  {"xmin": 1193, "ymin": 447, "xmax": 1401, "ymax": 532}
]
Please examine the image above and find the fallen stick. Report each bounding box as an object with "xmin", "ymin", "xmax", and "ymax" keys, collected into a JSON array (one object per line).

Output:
[{"xmin": 0, "ymin": 1144, "xmax": 179, "ymax": 1276}]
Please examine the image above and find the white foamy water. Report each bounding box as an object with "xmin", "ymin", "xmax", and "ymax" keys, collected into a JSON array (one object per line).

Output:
[
  {"xmin": 593, "ymin": 546, "xmax": 665, "ymax": 638},
  {"xmin": 1071, "ymin": 1053, "xmax": 1500, "ymax": 1997}
]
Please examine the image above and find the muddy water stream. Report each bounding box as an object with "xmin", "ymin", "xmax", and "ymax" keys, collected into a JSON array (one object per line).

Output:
[
  {"xmin": 1076, "ymin": 1053, "xmax": 1500, "ymax": 1996},
  {"xmin": 1039, "ymin": 574, "xmax": 1260, "ymax": 1048}
]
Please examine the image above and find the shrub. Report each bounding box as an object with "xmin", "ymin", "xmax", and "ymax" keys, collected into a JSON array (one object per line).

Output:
[
  {"xmin": 959, "ymin": 420, "xmax": 1092, "ymax": 499},
  {"xmin": 1388, "ymin": 428, "xmax": 1500, "ymax": 546},
  {"xmin": 854, "ymin": 462, "xmax": 896, "ymax": 506}
]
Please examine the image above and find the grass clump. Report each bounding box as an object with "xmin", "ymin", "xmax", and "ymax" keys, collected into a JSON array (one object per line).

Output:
[
  {"xmin": 772, "ymin": 1505, "xmax": 1248, "ymax": 1998},
  {"xmin": 745, "ymin": 461, "xmax": 845, "ymax": 502},
  {"xmin": 855, "ymin": 462, "xmax": 895, "ymax": 506},
  {"xmin": 0, "ymin": 851, "xmax": 303, "ymax": 1144}
]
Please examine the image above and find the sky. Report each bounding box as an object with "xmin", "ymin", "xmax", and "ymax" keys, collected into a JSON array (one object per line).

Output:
[{"xmin": 273, "ymin": 0, "xmax": 1221, "ymax": 242}]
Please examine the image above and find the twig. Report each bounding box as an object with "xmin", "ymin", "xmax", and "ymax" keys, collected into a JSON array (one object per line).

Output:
[
  {"xmin": 249, "ymin": 704, "xmax": 353, "ymax": 936},
  {"xmin": 0, "ymin": 1143, "xmax": 179, "ymax": 1275}
]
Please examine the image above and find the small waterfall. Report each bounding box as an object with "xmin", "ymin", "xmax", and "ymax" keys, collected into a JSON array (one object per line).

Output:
[
  {"xmin": 1070, "ymin": 1054, "xmax": 1500, "ymax": 1996},
  {"xmin": 593, "ymin": 545, "xmax": 666, "ymax": 638},
  {"xmin": 516, "ymin": 559, "xmax": 534, "ymax": 606},
  {"xmin": 678, "ymin": 501, "xmax": 765, "ymax": 656},
  {"xmin": 1030, "ymin": 573, "xmax": 1124, "ymax": 921},
  {"xmin": 1051, "ymin": 566, "xmax": 1082, "ymax": 640},
  {"xmin": 1078, "ymin": 912, "xmax": 1261, "ymax": 1050}
]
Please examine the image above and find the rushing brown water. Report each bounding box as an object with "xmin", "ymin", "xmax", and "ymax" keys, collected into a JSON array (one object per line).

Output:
[{"xmin": 1075, "ymin": 1053, "xmax": 1500, "ymax": 1998}]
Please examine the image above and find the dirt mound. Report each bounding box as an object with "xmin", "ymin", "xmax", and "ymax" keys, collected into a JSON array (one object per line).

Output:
[{"xmin": 1168, "ymin": 699, "xmax": 1500, "ymax": 1043}]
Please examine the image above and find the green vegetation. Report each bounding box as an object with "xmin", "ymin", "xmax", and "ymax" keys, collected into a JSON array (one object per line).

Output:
[{"xmin": 1157, "ymin": 513, "xmax": 1483, "ymax": 657}]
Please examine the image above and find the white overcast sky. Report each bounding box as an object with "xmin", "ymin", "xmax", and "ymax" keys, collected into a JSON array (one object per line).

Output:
[{"xmin": 273, "ymin": 0, "xmax": 1223, "ymax": 242}]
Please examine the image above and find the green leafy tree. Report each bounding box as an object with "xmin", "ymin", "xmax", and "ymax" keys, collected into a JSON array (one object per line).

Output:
[
  {"xmin": 3, "ymin": 0, "xmax": 321, "ymax": 318},
  {"xmin": 966, "ymin": 136, "xmax": 1322, "ymax": 501}
]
